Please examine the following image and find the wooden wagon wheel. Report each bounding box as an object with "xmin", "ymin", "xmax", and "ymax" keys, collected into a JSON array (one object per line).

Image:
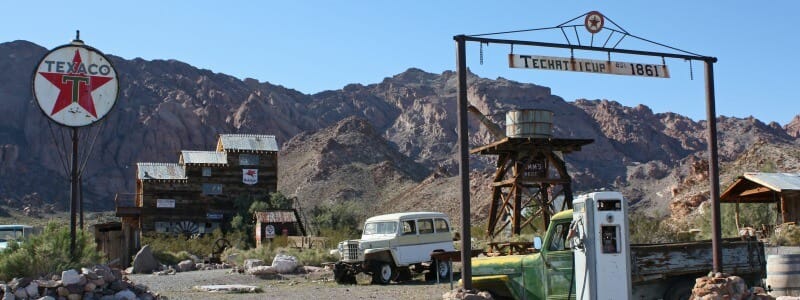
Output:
[{"xmin": 212, "ymin": 238, "xmax": 232, "ymax": 256}]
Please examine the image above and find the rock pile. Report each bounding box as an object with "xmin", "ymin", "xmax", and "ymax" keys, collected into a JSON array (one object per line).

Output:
[
  {"xmin": 442, "ymin": 288, "xmax": 493, "ymax": 300},
  {"xmin": 0, "ymin": 265, "xmax": 159, "ymax": 300},
  {"xmin": 692, "ymin": 272, "xmax": 773, "ymax": 300}
]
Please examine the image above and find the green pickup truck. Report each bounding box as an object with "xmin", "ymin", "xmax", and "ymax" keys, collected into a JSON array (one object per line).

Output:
[{"xmin": 470, "ymin": 210, "xmax": 766, "ymax": 300}]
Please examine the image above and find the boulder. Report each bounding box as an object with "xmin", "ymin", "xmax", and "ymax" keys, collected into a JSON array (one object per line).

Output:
[
  {"xmin": 113, "ymin": 289, "xmax": 136, "ymax": 300},
  {"xmin": 244, "ymin": 259, "xmax": 265, "ymax": 270},
  {"xmin": 24, "ymin": 281, "xmax": 39, "ymax": 298},
  {"xmin": 132, "ymin": 245, "xmax": 160, "ymax": 274},
  {"xmin": 271, "ymin": 254, "xmax": 298, "ymax": 274},
  {"xmin": 61, "ymin": 269, "xmax": 81, "ymax": 285},
  {"xmin": 247, "ymin": 266, "xmax": 277, "ymax": 276},
  {"xmin": 177, "ymin": 259, "xmax": 195, "ymax": 272}
]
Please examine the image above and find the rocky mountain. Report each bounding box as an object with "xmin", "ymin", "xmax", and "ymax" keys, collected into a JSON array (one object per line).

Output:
[{"xmin": 1, "ymin": 40, "xmax": 798, "ymax": 226}]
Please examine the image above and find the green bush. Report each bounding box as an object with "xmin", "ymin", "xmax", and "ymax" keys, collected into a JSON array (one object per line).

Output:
[
  {"xmin": 0, "ymin": 222, "xmax": 101, "ymax": 281},
  {"xmin": 225, "ymin": 242, "xmax": 338, "ymax": 268},
  {"xmin": 772, "ymin": 224, "xmax": 800, "ymax": 246},
  {"xmin": 140, "ymin": 228, "xmax": 250, "ymax": 264}
]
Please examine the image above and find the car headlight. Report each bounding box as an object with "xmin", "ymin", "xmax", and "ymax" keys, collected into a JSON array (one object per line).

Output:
[
  {"xmin": 358, "ymin": 243, "xmax": 364, "ymax": 251},
  {"xmin": 338, "ymin": 243, "xmax": 343, "ymax": 252}
]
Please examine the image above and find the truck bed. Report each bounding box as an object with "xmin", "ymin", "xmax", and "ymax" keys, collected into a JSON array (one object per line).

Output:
[{"xmin": 631, "ymin": 238, "xmax": 766, "ymax": 283}]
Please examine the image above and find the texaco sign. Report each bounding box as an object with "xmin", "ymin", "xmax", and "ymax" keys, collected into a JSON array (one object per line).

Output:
[{"xmin": 32, "ymin": 42, "xmax": 118, "ymax": 127}]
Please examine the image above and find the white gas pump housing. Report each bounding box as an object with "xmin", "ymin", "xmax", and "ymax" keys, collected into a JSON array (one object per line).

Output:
[{"xmin": 570, "ymin": 191, "xmax": 632, "ymax": 300}]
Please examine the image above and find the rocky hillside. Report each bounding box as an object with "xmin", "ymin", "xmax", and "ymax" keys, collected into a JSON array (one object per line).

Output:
[{"xmin": 1, "ymin": 40, "xmax": 798, "ymax": 224}]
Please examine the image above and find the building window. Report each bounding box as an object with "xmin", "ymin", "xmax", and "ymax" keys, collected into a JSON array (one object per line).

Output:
[
  {"xmin": 239, "ymin": 154, "xmax": 260, "ymax": 166},
  {"xmin": 202, "ymin": 167, "xmax": 212, "ymax": 177},
  {"xmin": 202, "ymin": 183, "xmax": 223, "ymax": 195},
  {"xmin": 155, "ymin": 222, "xmax": 171, "ymax": 233}
]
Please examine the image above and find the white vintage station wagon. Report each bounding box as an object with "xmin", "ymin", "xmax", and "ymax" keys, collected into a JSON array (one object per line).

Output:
[{"xmin": 333, "ymin": 212, "xmax": 456, "ymax": 284}]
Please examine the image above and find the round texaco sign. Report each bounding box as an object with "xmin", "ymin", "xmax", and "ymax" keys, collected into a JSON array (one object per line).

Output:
[
  {"xmin": 32, "ymin": 42, "xmax": 119, "ymax": 127},
  {"xmin": 584, "ymin": 11, "xmax": 605, "ymax": 34}
]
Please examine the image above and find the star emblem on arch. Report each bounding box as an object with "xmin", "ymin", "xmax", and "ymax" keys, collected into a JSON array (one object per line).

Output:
[{"xmin": 37, "ymin": 49, "xmax": 114, "ymax": 118}]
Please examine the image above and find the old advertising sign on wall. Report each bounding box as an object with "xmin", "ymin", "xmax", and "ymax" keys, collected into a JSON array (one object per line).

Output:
[
  {"xmin": 32, "ymin": 41, "xmax": 119, "ymax": 127},
  {"xmin": 243, "ymin": 169, "xmax": 258, "ymax": 185},
  {"xmin": 509, "ymin": 54, "xmax": 670, "ymax": 78}
]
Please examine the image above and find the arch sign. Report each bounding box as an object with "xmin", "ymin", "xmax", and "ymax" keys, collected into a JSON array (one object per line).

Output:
[{"xmin": 32, "ymin": 41, "xmax": 119, "ymax": 127}]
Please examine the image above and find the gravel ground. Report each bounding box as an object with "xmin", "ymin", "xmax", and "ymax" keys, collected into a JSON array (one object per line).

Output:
[{"xmin": 128, "ymin": 269, "xmax": 456, "ymax": 300}]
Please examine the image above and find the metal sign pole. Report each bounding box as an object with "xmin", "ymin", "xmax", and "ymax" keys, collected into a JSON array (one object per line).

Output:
[
  {"xmin": 455, "ymin": 35, "xmax": 473, "ymax": 291},
  {"xmin": 704, "ymin": 60, "xmax": 722, "ymax": 272},
  {"xmin": 70, "ymin": 127, "xmax": 78, "ymax": 257}
]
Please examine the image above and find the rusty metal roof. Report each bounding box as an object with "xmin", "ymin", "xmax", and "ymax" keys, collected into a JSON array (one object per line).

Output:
[
  {"xmin": 721, "ymin": 172, "xmax": 800, "ymax": 203},
  {"xmin": 136, "ymin": 163, "xmax": 186, "ymax": 180},
  {"xmin": 741, "ymin": 172, "xmax": 800, "ymax": 192},
  {"xmin": 180, "ymin": 151, "xmax": 227, "ymax": 165},
  {"xmin": 254, "ymin": 210, "xmax": 298, "ymax": 223},
  {"xmin": 217, "ymin": 134, "xmax": 278, "ymax": 152}
]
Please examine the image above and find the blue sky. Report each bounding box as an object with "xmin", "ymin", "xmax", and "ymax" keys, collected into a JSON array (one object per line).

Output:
[{"xmin": 3, "ymin": 1, "xmax": 798, "ymax": 125}]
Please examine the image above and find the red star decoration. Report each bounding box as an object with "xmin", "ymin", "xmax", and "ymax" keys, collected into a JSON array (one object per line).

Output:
[
  {"xmin": 246, "ymin": 170, "xmax": 257, "ymax": 176},
  {"xmin": 38, "ymin": 49, "xmax": 113, "ymax": 118},
  {"xmin": 589, "ymin": 17, "xmax": 601, "ymax": 28}
]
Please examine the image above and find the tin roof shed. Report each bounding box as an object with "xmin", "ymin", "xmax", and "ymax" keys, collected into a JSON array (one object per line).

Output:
[
  {"xmin": 216, "ymin": 134, "xmax": 278, "ymax": 153},
  {"xmin": 721, "ymin": 172, "xmax": 800, "ymax": 226}
]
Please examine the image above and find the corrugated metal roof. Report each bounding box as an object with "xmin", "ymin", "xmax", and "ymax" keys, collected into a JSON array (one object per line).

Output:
[
  {"xmin": 137, "ymin": 163, "xmax": 186, "ymax": 180},
  {"xmin": 218, "ymin": 134, "xmax": 278, "ymax": 152},
  {"xmin": 254, "ymin": 210, "xmax": 298, "ymax": 223},
  {"xmin": 180, "ymin": 151, "xmax": 227, "ymax": 165},
  {"xmin": 743, "ymin": 172, "xmax": 800, "ymax": 192}
]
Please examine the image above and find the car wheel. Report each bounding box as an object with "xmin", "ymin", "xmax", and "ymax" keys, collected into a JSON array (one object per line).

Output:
[
  {"xmin": 664, "ymin": 279, "xmax": 693, "ymax": 300},
  {"xmin": 333, "ymin": 263, "xmax": 356, "ymax": 285},
  {"xmin": 371, "ymin": 262, "xmax": 395, "ymax": 284}
]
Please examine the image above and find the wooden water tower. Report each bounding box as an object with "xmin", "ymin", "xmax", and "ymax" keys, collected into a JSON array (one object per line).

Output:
[{"xmin": 470, "ymin": 108, "xmax": 593, "ymax": 243}]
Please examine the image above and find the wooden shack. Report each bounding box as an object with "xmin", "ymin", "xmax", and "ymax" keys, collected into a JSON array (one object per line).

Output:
[
  {"xmin": 254, "ymin": 210, "xmax": 306, "ymax": 248},
  {"xmin": 116, "ymin": 134, "xmax": 279, "ymax": 261},
  {"xmin": 721, "ymin": 172, "xmax": 800, "ymax": 231}
]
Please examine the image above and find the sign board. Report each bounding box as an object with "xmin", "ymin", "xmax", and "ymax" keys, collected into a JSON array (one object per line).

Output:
[
  {"xmin": 207, "ymin": 212, "xmax": 223, "ymax": 220},
  {"xmin": 32, "ymin": 41, "xmax": 119, "ymax": 127},
  {"xmin": 156, "ymin": 198, "xmax": 175, "ymax": 208},
  {"xmin": 243, "ymin": 169, "xmax": 258, "ymax": 185},
  {"xmin": 509, "ymin": 54, "xmax": 670, "ymax": 78},
  {"xmin": 584, "ymin": 11, "xmax": 604, "ymax": 34},
  {"xmin": 265, "ymin": 224, "xmax": 276, "ymax": 238}
]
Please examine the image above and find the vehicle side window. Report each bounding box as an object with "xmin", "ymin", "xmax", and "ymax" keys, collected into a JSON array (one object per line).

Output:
[
  {"xmin": 402, "ymin": 220, "xmax": 416, "ymax": 235},
  {"xmin": 548, "ymin": 223, "xmax": 571, "ymax": 251},
  {"xmin": 434, "ymin": 218, "xmax": 449, "ymax": 233},
  {"xmin": 418, "ymin": 219, "xmax": 434, "ymax": 234}
]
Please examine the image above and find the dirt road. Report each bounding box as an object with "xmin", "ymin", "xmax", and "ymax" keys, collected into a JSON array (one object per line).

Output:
[{"xmin": 128, "ymin": 269, "xmax": 455, "ymax": 300}]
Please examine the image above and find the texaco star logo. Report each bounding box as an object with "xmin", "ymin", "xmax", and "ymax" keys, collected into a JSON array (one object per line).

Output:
[
  {"xmin": 33, "ymin": 43, "xmax": 118, "ymax": 127},
  {"xmin": 584, "ymin": 11, "xmax": 604, "ymax": 34}
]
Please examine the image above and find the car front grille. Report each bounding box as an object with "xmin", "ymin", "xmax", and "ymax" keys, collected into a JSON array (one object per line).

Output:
[{"xmin": 342, "ymin": 241, "xmax": 360, "ymax": 261}]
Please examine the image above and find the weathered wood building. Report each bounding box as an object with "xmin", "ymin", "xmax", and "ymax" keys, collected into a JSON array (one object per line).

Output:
[
  {"xmin": 115, "ymin": 134, "xmax": 278, "ymax": 263},
  {"xmin": 254, "ymin": 210, "xmax": 306, "ymax": 248},
  {"xmin": 721, "ymin": 172, "xmax": 800, "ymax": 228}
]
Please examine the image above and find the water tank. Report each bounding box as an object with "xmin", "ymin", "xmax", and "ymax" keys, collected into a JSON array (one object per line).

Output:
[
  {"xmin": 766, "ymin": 253, "xmax": 800, "ymax": 296},
  {"xmin": 505, "ymin": 109, "xmax": 553, "ymax": 138}
]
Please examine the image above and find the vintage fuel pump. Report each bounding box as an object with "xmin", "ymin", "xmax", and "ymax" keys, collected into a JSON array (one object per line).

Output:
[{"xmin": 569, "ymin": 191, "xmax": 632, "ymax": 299}]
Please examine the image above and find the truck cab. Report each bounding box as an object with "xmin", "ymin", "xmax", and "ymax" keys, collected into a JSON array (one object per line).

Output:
[{"xmin": 472, "ymin": 210, "xmax": 574, "ymax": 299}]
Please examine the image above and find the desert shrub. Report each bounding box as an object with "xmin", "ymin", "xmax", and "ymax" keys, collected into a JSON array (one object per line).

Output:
[
  {"xmin": 629, "ymin": 214, "xmax": 690, "ymax": 244},
  {"xmin": 0, "ymin": 222, "xmax": 101, "ymax": 281},
  {"xmin": 772, "ymin": 224, "xmax": 800, "ymax": 246},
  {"xmin": 140, "ymin": 228, "xmax": 249, "ymax": 264},
  {"xmin": 309, "ymin": 202, "xmax": 361, "ymax": 238},
  {"xmin": 225, "ymin": 236, "xmax": 337, "ymax": 267}
]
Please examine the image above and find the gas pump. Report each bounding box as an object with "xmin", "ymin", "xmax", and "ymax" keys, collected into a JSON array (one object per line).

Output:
[{"xmin": 569, "ymin": 191, "xmax": 632, "ymax": 300}]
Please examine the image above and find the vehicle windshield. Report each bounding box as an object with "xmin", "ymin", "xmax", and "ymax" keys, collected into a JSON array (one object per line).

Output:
[{"xmin": 363, "ymin": 221, "xmax": 398, "ymax": 235}]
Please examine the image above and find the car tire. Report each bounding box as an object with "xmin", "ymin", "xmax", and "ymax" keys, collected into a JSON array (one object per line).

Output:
[
  {"xmin": 333, "ymin": 263, "xmax": 356, "ymax": 284},
  {"xmin": 664, "ymin": 279, "xmax": 693, "ymax": 300},
  {"xmin": 371, "ymin": 262, "xmax": 395, "ymax": 284}
]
